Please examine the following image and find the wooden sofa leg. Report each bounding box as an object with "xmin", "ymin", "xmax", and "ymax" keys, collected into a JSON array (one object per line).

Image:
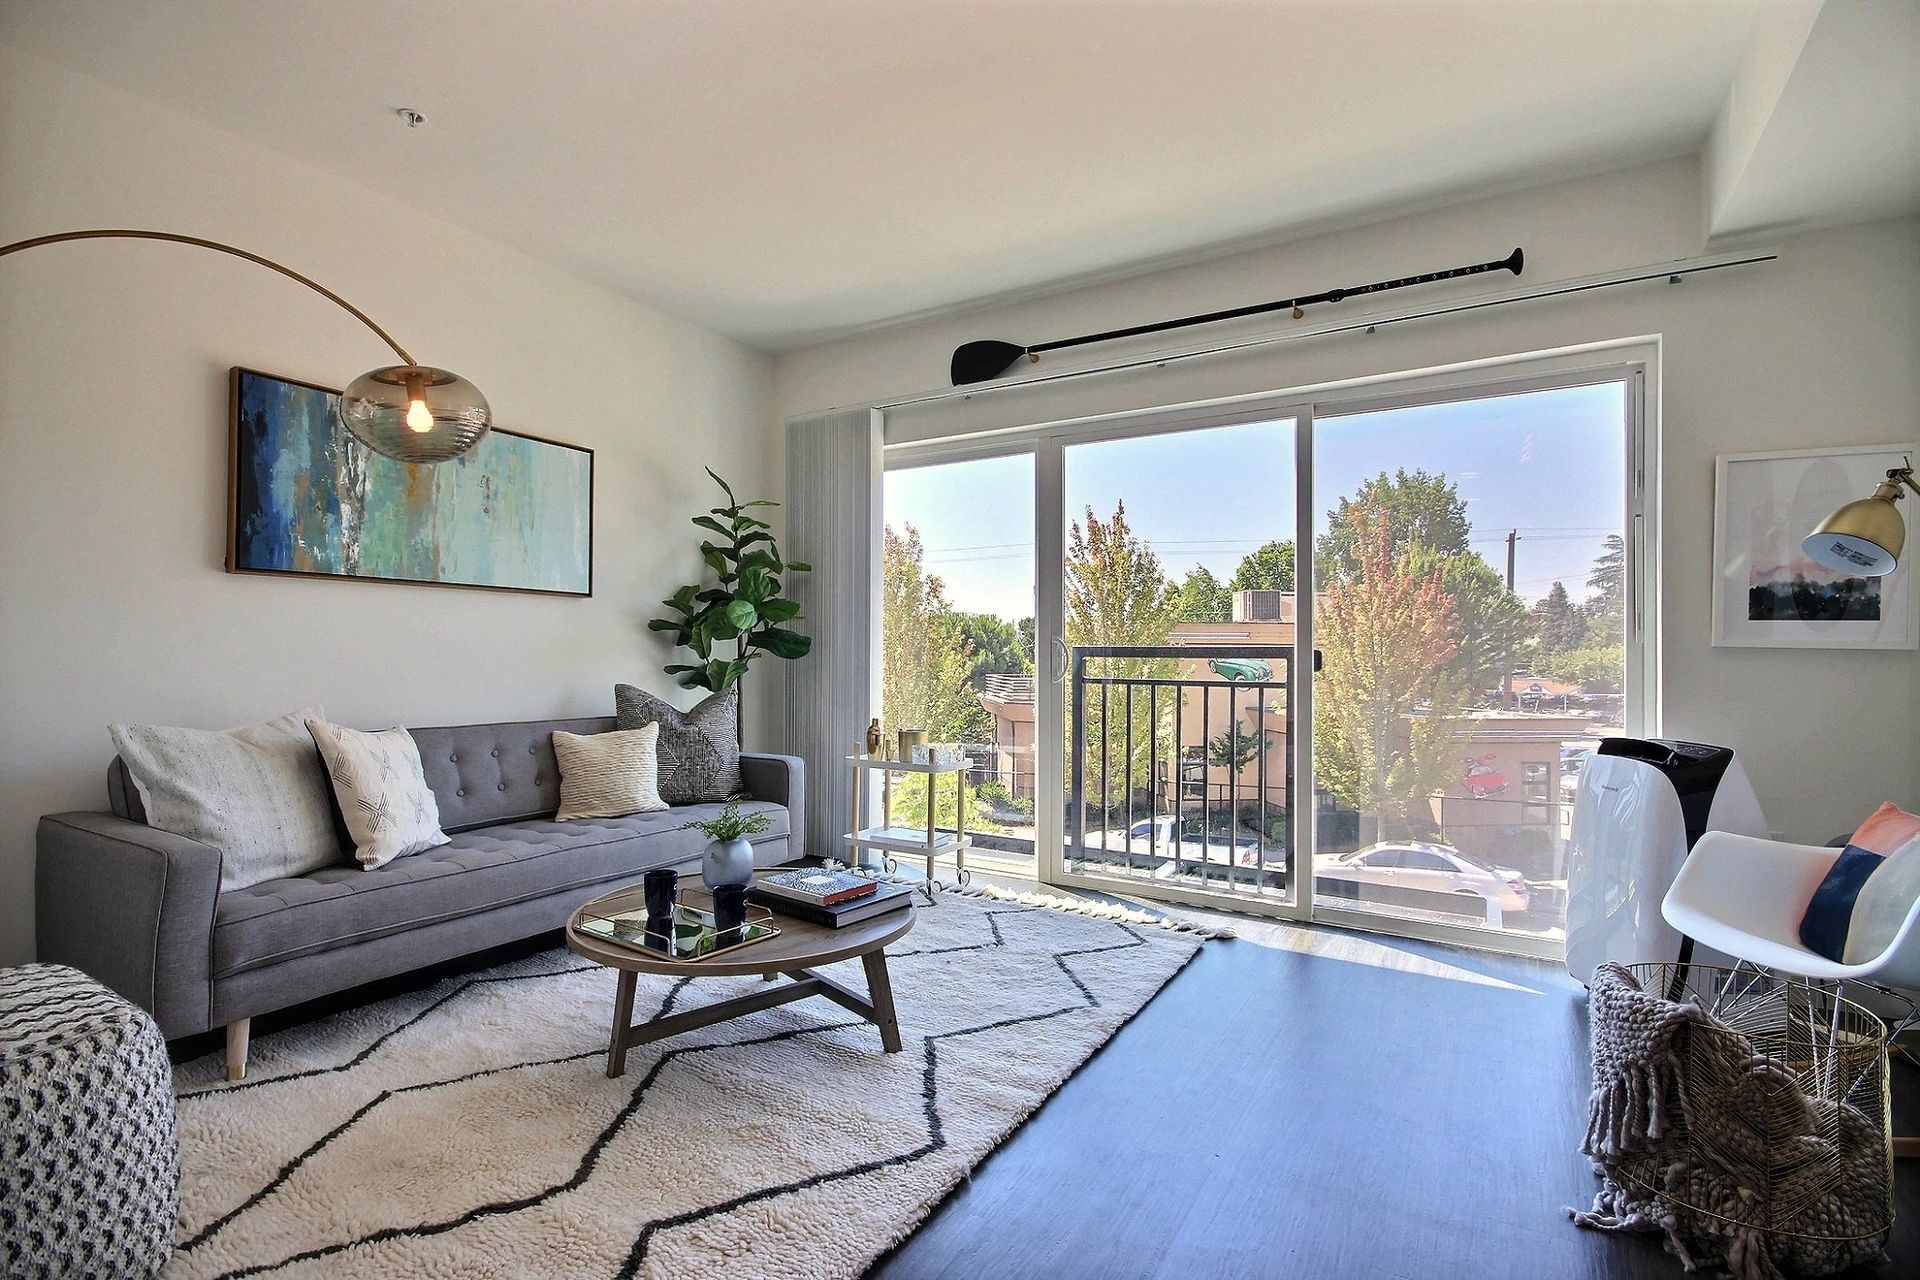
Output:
[{"xmin": 226, "ymin": 1018, "xmax": 251, "ymax": 1082}]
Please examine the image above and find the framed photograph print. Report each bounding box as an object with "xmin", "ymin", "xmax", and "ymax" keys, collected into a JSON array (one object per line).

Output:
[
  {"xmin": 1712, "ymin": 443, "xmax": 1917, "ymax": 649},
  {"xmin": 228, "ymin": 367, "xmax": 594, "ymax": 597}
]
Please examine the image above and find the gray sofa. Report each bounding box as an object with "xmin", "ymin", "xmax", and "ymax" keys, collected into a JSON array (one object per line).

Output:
[{"xmin": 35, "ymin": 716, "xmax": 803, "ymax": 1079}]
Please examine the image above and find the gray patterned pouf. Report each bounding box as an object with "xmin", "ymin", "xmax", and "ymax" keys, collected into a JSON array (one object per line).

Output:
[{"xmin": 0, "ymin": 964, "xmax": 179, "ymax": 1279}]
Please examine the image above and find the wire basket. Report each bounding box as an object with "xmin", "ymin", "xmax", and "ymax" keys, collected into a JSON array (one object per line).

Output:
[{"xmin": 1613, "ymin": 963, "xmax": 1893, "ymax": 1254}]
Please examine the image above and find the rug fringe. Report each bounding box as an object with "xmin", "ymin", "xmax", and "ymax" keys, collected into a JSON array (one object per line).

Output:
[{"xmin": 934, "ymin": 881, "xmax": 1237, "ymax": 939}]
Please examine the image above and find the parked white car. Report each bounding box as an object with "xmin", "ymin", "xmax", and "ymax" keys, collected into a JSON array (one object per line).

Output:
[{"xmin": 1315, "ymin": 841, "xmax": 1532, "ymax": 915}]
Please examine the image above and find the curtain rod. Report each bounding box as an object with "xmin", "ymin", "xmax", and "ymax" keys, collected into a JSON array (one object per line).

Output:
[{"xmin": 848, "ymin": 247, "xmax": 1777, "ymax": 415}]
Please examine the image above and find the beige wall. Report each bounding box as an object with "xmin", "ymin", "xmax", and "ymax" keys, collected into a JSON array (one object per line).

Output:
[
  {"xmin": 0, "ymin": 47, "xmax": 775, "ymax": 964},
  {"xmin": 776, "ymin": 158, "xmax": 1920, "ymax": 848}
]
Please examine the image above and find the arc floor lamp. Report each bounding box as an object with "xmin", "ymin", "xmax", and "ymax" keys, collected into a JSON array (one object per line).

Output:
[{"xmin": 0, "ymin": 228, "xmax": 489, "ymax": 464}]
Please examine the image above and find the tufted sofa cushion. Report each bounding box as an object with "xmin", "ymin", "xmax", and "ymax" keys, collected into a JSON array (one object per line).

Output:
[
  {"xmin": 210, "ymin": 801, "xmax": 788, "ymax": 977},
  {"xmin": 410, "ymin": 717, "xmax": 614, "ymax": 832}
]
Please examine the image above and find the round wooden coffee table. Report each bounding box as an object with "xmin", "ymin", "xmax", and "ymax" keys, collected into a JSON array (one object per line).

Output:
[{"xmin": 565, "ymin": 876, "xmax": 917, "ymax": 1078}]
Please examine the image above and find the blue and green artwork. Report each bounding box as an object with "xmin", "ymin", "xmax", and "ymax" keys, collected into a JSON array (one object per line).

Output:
[{"xmin": 228, "ymin": 368, "xmax": 592, "ymax": 595}]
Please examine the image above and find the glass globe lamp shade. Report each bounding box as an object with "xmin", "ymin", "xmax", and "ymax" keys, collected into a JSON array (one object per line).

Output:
[
  {"xmin": 336, "ymin": 365, "xmax": 490, "ymax": 464},
  {"xmin": 1802, "ymin": 487, "xmax": 1906, "ymax": 577}
]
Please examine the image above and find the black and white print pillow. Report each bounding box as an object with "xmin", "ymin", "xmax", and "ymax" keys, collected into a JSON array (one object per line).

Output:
[
  {"xmin": 306, "ymin": 720, "xmax": 450, "ymax": 868},
  {"xmin": 613, "ymin": 684, "xmax": 742, "ymax": 805}
]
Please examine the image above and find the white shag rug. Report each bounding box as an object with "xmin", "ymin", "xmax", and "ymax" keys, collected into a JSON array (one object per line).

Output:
[{"xmin": 166, "ymin": 888, "xmax": 1201, "ymax": 1279}]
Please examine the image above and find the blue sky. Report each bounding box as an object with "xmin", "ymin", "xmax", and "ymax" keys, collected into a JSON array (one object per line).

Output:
[{"xmin": 885, "ymin": 381, "xmax": 1628, "ymax": 621}]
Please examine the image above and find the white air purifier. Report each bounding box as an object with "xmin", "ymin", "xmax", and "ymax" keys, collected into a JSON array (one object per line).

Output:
[{"xmin": 1564, "ymin": 738, "xmax": 1767, "ymax": 984}]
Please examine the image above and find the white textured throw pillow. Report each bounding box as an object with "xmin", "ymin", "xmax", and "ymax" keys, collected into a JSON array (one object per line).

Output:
[
  {"xmin": 109, "ymin": 706, "xmax": 342, "ymax": 891},
  {"xmin": 305, "ymin": 720, "xmax": 450, "ymax": 869},
  {"xmin": 552, "ymin": 725, "xmax": 668, "ymax": 821}
]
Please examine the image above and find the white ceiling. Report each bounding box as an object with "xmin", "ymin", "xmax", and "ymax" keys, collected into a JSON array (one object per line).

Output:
[{"xmin": 0, "ymin": 0, "xmax": 1843, "ymax": 351}]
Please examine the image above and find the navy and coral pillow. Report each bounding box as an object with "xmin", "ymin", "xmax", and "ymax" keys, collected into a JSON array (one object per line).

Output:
[{"xmin": 1799, "ymin": 802, "xmax": 1920, "ymax": 963}]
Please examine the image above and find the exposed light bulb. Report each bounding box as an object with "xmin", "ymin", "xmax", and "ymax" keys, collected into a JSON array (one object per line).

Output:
[{"xmin": 406, "ymin": 397, "xmax": 433, "ymax": 432}]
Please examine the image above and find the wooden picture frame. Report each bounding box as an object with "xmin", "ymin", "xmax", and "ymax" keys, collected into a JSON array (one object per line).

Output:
[
  {"xmin": 1711, "ymin": 443, "xmax": 1916, "ymax": 649},
  {"xmin": 226, "ymin": 367, "xmax": 594, "ymax": 597}
]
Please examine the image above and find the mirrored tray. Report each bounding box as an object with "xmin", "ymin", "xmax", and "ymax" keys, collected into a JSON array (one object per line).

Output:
[{"xmin": 576, "ymin": 887, "xmax": 779, "ymax": 963}]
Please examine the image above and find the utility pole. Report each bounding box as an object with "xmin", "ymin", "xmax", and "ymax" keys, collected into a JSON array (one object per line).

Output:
[{"xmin": 1501, "ymin": 530, "xmax": 1520, "ymax": 707}]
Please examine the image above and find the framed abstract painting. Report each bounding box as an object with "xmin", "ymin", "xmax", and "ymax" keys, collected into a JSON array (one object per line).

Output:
[
  {"xmin": 1711, "ymin": 443, "xmax": 1916, "ymax": 649},
  {"xmin": 227, "ymin": 367, "xmax": 593, "ymax": 596}
]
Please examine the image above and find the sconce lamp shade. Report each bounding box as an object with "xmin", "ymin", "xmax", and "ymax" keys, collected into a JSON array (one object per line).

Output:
[
  {"xmin": 338, "ymin": 365, "xmax": 491, "ymax": 464},
  {"xmin": 1802, "ymin": 481, "xmax": 1908, "ymax": 577}
]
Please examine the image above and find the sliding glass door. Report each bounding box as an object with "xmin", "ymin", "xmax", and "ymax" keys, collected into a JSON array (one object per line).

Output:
[
  {"xmin": 1057, "ymin": 418, "xmax": 1301, "ymax": 906},
  {"xmin": 883, "ymin": 350, "xmax": 1650, "ymax": 954}
]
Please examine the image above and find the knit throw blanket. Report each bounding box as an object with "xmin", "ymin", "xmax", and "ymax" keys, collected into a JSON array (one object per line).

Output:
[{"xmin": 1568, "ymin": 964, "xmax": 1890, "ymax": 1279}]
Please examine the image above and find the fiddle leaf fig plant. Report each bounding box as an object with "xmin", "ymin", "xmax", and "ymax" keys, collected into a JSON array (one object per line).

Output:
[{"xmin": 649, "ymin": 468, "xmax": 812, "ymax": 692}]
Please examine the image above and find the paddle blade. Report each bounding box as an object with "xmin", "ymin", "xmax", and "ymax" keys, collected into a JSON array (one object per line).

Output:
[
  {"xmin": 950, "ymin": 340, "xmax": 1027, "ymax": 386},
  {"xmin": 1503, "ymin": 246, "xmax": 1524, "ymax": 275}
]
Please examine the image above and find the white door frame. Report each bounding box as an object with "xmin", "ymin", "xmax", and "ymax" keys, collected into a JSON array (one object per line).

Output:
[{"xmin": 882, "ymin": 338, "xmax": 1661, "ymax": 957}]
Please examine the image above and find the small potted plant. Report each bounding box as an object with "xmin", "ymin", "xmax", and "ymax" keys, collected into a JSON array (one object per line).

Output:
[{"xmin": 686, "ymin": 801, "xmax": 773, "ymax": 889}]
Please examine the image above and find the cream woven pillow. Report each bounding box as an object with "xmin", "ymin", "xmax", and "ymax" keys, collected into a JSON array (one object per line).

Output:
[
  {"xmin": 553, "ymin": 725, "xmax": 668, "ymax": 821},
  {"xmin": 305, "ymin": 720, "xmax": 450, "ymax": 869}
]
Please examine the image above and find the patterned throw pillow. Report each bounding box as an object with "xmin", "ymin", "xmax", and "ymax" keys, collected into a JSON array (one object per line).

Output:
[
  {"xmin": 614, "ymin": 684, "xmax": 741, "ymax": 805},
  {"xmin": 305, "ymin": 720, "xmax": 450, "ymax": 869},
  {"xmin": 552, "ymin": 725, "xmax": 669, "ymax": 821},
  {"xmin": 109, "ymin": 706, "xmax": 342, "ymax": 891},
  {"xmin": 1799, "ymin": 802, "xmax": 1920, "ymax": 963}
]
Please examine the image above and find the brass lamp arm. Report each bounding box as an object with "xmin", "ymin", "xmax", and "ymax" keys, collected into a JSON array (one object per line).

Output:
[
  {"xmin": 0, "ymin": 228, "xmax": 416, "ymax": 366},
  {"xmin": 1885, "ymin": 465, "xmax": 1920, "ymax": 499}
]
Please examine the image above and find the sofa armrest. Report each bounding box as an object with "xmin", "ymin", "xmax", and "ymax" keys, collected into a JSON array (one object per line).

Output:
[
  {"xmin": 739, "ymin": 753, "xmax": 804, "ymax": 860},
  {"xmin": 37, "ymin": 812, "xmax": 222, "ymax": 1038}
]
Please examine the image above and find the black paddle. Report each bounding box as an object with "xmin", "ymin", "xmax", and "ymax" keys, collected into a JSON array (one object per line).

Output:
[{"xmin": 950, "ymin": 247, "xmax": 1524, "ymax": 386}]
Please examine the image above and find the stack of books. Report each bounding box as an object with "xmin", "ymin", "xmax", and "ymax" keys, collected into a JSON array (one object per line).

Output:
[{"xmin": 750, "ymin": 868, "xmax": 914, "ymax": 928}]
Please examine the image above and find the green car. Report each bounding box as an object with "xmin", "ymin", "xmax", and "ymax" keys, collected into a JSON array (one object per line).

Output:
[{"xmin": 1208, "ymin": 658, "xmax": 1273, "ymax": 682}]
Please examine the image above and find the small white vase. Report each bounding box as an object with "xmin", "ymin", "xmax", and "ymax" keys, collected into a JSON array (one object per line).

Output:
[{"xmin": 702, "ymin": 836, "xmax": 755, "ymax": 889}]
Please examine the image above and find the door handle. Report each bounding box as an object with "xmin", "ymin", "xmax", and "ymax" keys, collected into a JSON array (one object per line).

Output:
[{"xmin": 1050, "ymin": 636, "xmax": 1069, "ymax": 684}]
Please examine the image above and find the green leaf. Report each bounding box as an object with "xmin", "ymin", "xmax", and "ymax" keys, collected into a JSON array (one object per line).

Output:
[
  {"xmin": 663, "ymin": 663, "xmax": 699, "ymax": 675},
  {"xmin": 646, "ymin": 618, "xmax": 680, "ymax": 633},
  {"xmin": 703, "ymin": 548, "xmax": 728, "ymax": 576},
  {"xmin": 690, "ymin": 514, "xmax": 732, "ymax": 538},
  {"xmin": 695, "ymin": 587, "xmax": 732, "ymax": 603},
  {"xmin": 705, "ymin": 658, "xmax": 734, "ymax": 689},
  {"xmin": 735, "ymin": 531, "xmax": 773, "ymax": 550},
  {"xmin": 785, "ymin": 560, "xmax": 812, "ymax": 573},
  {"xmin": 723, "ymin": 599, "xmax": 758, "ymax": 632},
  {"xmin": 756, "ymin": 598, "xmax": 800, "ymax": 624},
  {"xmin": 665, "ymin": 584, "xmax": 698, "ymax": 612},
  {"xmin": 736, "ymin": 567, "xmax": 775, "ymax": 603},
  {"xmin": 756, "ymin": 627, "xmax": 812, "ymax": 659},
  {"xmin": 735, "ymin": 516, "xmax": 771, "ymax": 531},
  {"xmin": 737, "ymin": 549, "xmax": 780, "ymax": 574},
  {"xmin": 739, "ymin": 499, "xmax": 780, "ymax": 508},
  {"xmin": 705, "ymin": 467, "xmax": 737, "ymax": 501}
]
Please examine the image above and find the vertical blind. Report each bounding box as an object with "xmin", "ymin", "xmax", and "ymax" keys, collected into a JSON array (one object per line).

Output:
[{"xmin": 783, "ymin": 408, "xmax": 884, "ymax": 862}]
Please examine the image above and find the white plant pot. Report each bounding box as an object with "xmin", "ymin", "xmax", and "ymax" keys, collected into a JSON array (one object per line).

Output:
[{"xmin": 701, "ymin": 836, "xmax": 755, "ymax": 889}]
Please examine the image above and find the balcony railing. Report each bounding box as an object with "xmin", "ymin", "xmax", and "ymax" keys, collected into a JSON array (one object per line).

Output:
[{"xmin": 1070, "ymin": 645, "xmax": 1297, "ymax": 896}]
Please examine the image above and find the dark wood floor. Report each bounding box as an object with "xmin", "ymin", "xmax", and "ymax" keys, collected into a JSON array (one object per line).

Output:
[{"xmin": 868, "ymin": 921, "xmax": 1920, "ymax": 1280}]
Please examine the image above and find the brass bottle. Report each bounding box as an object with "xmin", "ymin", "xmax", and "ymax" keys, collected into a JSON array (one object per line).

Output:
[{"xmin": 865, "ymin": 718, "xmax": 882, "ymax": 757}]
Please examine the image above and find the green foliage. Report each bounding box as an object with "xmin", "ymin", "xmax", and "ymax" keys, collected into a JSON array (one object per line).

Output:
[
  {"xmin": 883, "ymin": 525, "xmax": 990, "ymax": 743},
  {"xmin": 1176, "ymin": 565, "xmax": 1233, "ymax": 622},
  {"xmin": 890, "ymin": 769, "xmax": 1005, "ymax": 835},
  {"xmin": 1534, "ymin": 646, "xmax": 1624, "ymax": 695},
  {"xmin": 1314, "ymin": 503, "xmax": 1466, "ymax": 840},
  {"xmin": 1581, "ymin": 533, "xmax": 1626, "ymax": 648},
  {"xmin": 1206, "ymin": 718, "xmax": 1270, "ymax": 774},
  {"xmin": 1406, "ymin": 547, "xmax": 1531, "ymax": 692},
  {"xmin": 952, "ymin": 612, "xmax": 1032, "ymax": 682},
  {"xmin": 683, "ymin": 800, "xmax": 773, "ymax": 842},
  {"xmin": 1228, "ymin": 540, "xmax": 1296, "ymax": 593},
  {"xmin": 651, "ymin": 469, "xmax": 812, "ymax": 693},
  {"xmin": 1317, "ymin": 469, "xmax": 1470, "ymax": 585},
  {"xmin": 1529, "ymin": 581, "xmax": 1586, "ymax": 656},
  {"xmin": 1066, "ymin": 502, "xmax": 1182, "ymax": 812}
]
